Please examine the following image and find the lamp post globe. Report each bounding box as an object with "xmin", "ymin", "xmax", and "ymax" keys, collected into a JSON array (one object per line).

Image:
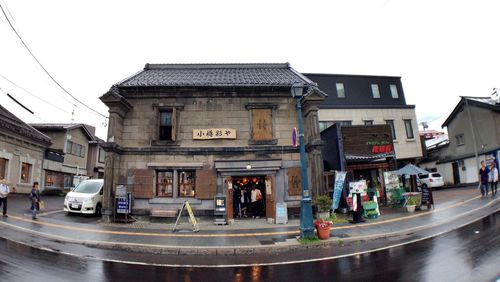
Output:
[{"xmin": 291, "ymin": 82, "xmax": 315, "ymax": 239}]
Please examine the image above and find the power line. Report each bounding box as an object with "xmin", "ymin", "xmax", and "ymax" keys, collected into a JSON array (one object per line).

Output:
[
  {"xmin": 0, "ymin": 73, "xmax": 72, "ymax": 115},
  {"xmin": 0, "ymin": 3, "xmax": 107, "ymax": 119}
]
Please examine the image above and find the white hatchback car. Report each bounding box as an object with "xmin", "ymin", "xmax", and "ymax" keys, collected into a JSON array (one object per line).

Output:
[
  {"xmin": 64, "ymin": 179, "xmax": 104, "ymax": 215},
  {"xmin": 418, "ymin": 173, "xmax": 444, "ymax": 189}
]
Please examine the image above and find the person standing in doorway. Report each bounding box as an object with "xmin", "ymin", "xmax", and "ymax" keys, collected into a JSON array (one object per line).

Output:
[
  {"xmin": 0, "ymin": 178, "xmax": 10, "ymax": 217},
  {"xmin": 29, "ymin": 182, "xmax": 41, "ymax": 219},
  {"xmin": 233, "ymin": 184, "xmax": 241, "ymax": 218},
  {"xmin": 251, "ymin": 185, "xmax": 263, "ymax": 218},
  {"xmin": 479, "ymin": 161, "xmax": 490, "ymax": 197},
  {"xmin": 489, "ymin": 162, "xmax": 498, "ymax": 196}
]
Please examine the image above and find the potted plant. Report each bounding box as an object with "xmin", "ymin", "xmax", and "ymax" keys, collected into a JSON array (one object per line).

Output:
[
  {"xmin": 315, "ymin": 195, "xmax": 332, "ymax": 219},
  {"xmin": 314, "ymin": 218, "xmax": 333, "ymax": 240},
  {"xmin": 406, "ymin": 196, "xmax": 419, "ymax": 212}
]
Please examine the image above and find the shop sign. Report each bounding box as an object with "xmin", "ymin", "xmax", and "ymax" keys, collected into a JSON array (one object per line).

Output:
[
  {"xmin": 193, "ymin": 128, "xmax": 236, "ymax": 140},
  {"xmin": 116, "ymin": 192, "xmax": 132, "ymax": 214},
  {"xmin": 292, "ymin": 127, "xmax": 298, "ymax": 147},
  {"xmin": 366, "ymin": 141, "xmax": 393, "ymax": 154},
  {"xmin": 349, "ymin": 180, "xmax": 368, "ymax": 195}
]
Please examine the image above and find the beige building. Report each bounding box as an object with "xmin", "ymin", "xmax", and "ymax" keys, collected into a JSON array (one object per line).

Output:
[
  {"xmin": 31, "ymin": 123, "xmax": 95, "ymax": 190},
  {"xmin": 100, "ymin": 63, "xmax": 326, "ymax": 221},
  {"xmin": 0, "ymin": 104, "xmax": 51, "ymax": 193},
  {"xmin": 304, "ymin": 73, "xmax": 423, "ymax": 167}
]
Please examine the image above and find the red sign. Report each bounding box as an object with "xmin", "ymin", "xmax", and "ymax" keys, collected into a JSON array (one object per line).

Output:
[{"xmin": 371, "ymin": 145, "xmax": 393, "ymax": 154}]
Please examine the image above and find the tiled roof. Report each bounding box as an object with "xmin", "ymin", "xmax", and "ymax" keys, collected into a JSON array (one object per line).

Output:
[
  {"xmin": 0, "ymin": 104, "xmax": 51, "ymax": 145},
  {"xmin": 30, "ymin": 123, "xmax": 96, "ymax": 141},
  {"xmin": 116, "ymin": 63, "xmax": 314, "ymax": 87},
  {"xmin": 442, "ymin": 96, "xmax": 500, "ymax": 127},
  {"xmin": 345, "ymin": 153, "xmax": 395, "ymax": 161}
]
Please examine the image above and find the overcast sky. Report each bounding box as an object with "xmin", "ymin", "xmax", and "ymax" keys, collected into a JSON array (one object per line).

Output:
[{"xmin": 0, "ymin": 0, "xmax": 499, "ymax": 139}]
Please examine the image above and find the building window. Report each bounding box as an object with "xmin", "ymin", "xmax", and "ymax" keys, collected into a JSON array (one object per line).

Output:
[
  {"xmin": 64, "ymin": 174, "xmax": 74, "ymax": 188},
  {"xmin": 455, "ymin": 134, "xmax": 465, "ymax": 146},
  {"xmin": 156, "ymin": 171, "xmax": 174, "ymax": 197},
  {"xmin": 364, "ymin": 120, "xmax": 374, "ymax": 126},
  {"xmin": 159, "ymin": 110, "xmax": 174, "ymax": 141},
  {"xmin": 335, "ymin": 120, "xmax": 352, "ymax": 127},
  {"xmin": 404, "ymin": 119, "xmax": 414, "ymax": 139},
  {"xmin": 319, "ymin": 121, "xmax": 335, "ymax": 132},
  {"xmin": 98, "ymin": 147, "xmax": 105, "ymax": 163},
  {"xmin": 0, "ymin": 158, "xmax": 7, "ymax": 180},
  {"xmin": 386, "ymin": 120, "xmax": 396, "ymax": 139},
  {"xmin": 66, "ymin": 140, "xmax": 86, "ymax": 158},
  {"xmin": 371, "ymin": 84, "xmax": 380, "ymax": 98},
  {"xmin": 21, "ymin": 163, "xmax": 31, "ymax": 183},
  {"xmin": 251, "ymin": 108, "xmax": 273, "ymax": 141},
  {"xmin": 390, "ymin": 84, "xmax": 399, "ymax": 99},
  {"xmin": 178, "ymin": 170, "xmax": 196, "ymax": 197},
  {"xmin": 336, "ymin": 83, "xmax": 345, "ymax": 98}
]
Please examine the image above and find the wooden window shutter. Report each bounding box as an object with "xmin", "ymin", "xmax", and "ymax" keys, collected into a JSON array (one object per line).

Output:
[
  {"xmin": 171, "ymin": 107, "xmax": 177, "ymax": 141},
  {"xmin": 252, "ymin": 109, "xmax": 273, "ymax": 141},
  {"xmin": 195, "ymin": 169, "xmax": 217, "ymax": 199},
  {"xmin": 287, "ymin": 167, "xmax": 302, "ymax": 196},
  {"xmin": 133, "ymin": 169, "xmax": 155, "ymax": 199}
]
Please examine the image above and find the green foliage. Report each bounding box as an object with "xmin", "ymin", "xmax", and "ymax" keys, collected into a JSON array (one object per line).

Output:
[
  {"xmin": 326, "ymin": 213, "xmax": 349, "ymax": 224},
  {"xmin": 298, "ymin": 236, "xmax": 320, "ymax": 245},
  {"xmin": 315, "ymin": 195, "xmax": 333, "ymax": 212},
  {"xmin": 407, "ymin": 196, "xmax": 420, "ymax": 206}
]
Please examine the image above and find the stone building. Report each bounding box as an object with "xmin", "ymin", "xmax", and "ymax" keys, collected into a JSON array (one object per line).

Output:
[
  {"xmin": 100, "ymin": 63, "xmax": 326, "ymax": 221},
  {"xmin": 31, "ymin": 123, "xmax": 95, "ymax": 190},
  {"xmin": 0, "ymin": 104, "xmax": 51, "ymax": 193}
]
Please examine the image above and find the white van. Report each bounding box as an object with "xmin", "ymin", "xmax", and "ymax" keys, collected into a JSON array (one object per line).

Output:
[{"xmin": 64, "ymin": 179, "xmax": 104, "ymax": 215}]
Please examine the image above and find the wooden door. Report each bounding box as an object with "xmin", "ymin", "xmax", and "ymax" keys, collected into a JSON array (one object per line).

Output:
[
  {"xmin": 225, "ymin": 177, "xmax": 234, "ymax": 220},
  {"xmin": 265, "ymin": 176, "xmax": 276, "ymax": 220}
]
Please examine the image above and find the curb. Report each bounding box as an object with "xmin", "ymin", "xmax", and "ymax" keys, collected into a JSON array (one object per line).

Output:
[{"xmin": 1, "ymin": 197, "xmax": 498, "ymax": 258}]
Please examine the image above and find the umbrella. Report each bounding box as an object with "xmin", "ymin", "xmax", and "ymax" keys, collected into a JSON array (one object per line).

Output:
[{"xmin": 395, "ymin": 164, "xmax": 429, "ymax": 176}]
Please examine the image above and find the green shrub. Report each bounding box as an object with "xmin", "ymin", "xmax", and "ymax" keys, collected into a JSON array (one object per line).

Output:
[{"xmin": 315, "ymin": 195, "xmax": 332, "ymax": 212}]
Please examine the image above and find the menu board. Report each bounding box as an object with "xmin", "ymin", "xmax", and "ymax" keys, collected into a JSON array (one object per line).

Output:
[
  {"xmin": 421, "ymin": 186, "xmax": 433, "ymax": 205},
  {"xmin": 349, "ymin": 180, "xmax": 368, "ymax": 195},
  {"xmin": 384, "ymin": 171, "xmax": 400, "ymax": 203}
]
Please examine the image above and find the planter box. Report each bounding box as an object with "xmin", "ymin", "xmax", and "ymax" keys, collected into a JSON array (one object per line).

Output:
[{"xmin": 406, "ymin": 205, "xmax": 416, "ymax": 212}]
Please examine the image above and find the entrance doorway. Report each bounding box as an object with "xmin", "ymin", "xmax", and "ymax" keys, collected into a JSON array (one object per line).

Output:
[
  {"xmin": 452, "ymin": 162, "xmax": 460, "ymax": 184},
  {"xmin": 231, "ymin": 176, "xmax": 266, "ymax": 219}
]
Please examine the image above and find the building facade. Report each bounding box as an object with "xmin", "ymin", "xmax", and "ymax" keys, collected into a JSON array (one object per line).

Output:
[
  {"xmin": 100, "ymin": 63, "xmax": 326, "ymax": 221},
  {"xmin": 422, "ymin": 96, "xmax": 500, "ymax": 185},
  {"xmin": 31, "ymin": 123, "xmax": 95, "ymax": 190},
  {"xmin": 0, "ymin": 104, "xmax": 51, "ymax": 193},
  {"xmin": 304, "ymin": 73, "xmax": 422, "ymax": 167}
]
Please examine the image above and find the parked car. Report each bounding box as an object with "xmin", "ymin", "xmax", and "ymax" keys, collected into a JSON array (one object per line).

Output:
[
  {"xmin": 418, "ymin": 173, "xmax": 444, "ymax": 189},
  {"xmin": 64, "ymin": 179, "xmax": 103, "ymax": 215}
]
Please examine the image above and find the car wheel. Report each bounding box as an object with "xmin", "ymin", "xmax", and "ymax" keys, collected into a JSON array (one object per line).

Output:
[{"xmin": 95, "ymin": 203, "xmax": 102, "ymax": 216}]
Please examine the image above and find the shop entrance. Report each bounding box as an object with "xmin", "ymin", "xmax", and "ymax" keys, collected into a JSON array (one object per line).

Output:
[{"xmin": 231, "ymin": 176, "xmax": 266, "ymax": 219}]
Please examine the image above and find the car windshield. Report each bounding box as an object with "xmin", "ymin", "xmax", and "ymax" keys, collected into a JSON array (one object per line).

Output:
[{"xmin": 73, "ymin": 181, "xmax": 101, "ymax": 193}]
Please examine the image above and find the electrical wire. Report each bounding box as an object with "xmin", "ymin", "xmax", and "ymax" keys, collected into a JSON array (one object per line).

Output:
[
  {"xmin": 0, "ymin": 3, "xmax": 108, "ymax": 119},
  {"xmin": 0, "ymin": 73, "xmax": 72, "ymax": 115}
]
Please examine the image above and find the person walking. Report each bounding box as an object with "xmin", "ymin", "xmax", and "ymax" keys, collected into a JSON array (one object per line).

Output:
[
  {"xmin": 0, "ymin": 178, "xmax": 10, "ymax": 217},
  {"xmin": 478, "ymin": 161, "xmax": 490, "ymax": 197},
  {"xmin": 29, "ymin": 182, "xmax": 41, "ymax": 220},
  {"xmin": 250, "ymin": 185, "xmax": 263, "ymax": 218},
  {"xmin": 489, "ymin": 162, "xmax": 498, "ymax": 196}
]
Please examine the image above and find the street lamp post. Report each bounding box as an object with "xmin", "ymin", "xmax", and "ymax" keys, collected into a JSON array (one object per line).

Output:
[{"xmin": 291, "ymin": 82, "xmax": 314, "ymax": 239}]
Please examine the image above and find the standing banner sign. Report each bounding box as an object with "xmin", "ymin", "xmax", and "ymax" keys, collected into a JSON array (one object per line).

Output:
[
  {"xmin": 173, "ymin": 201, "xmax": 200, "ymax": 232},
  {"xmin": 332, "ymin": 171, "xmax": 347, "ymax": 210}
]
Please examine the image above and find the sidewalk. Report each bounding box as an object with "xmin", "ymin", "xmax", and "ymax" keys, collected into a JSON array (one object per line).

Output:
[{"xmin": 0, "ymin": 185, "xmax": 498, "ymax": 257}]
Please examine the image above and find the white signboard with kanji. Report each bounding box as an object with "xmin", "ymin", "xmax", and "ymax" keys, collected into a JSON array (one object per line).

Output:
[{"xmin": 193, "ymin": 128, "xmax": 236, "ymax": 140}]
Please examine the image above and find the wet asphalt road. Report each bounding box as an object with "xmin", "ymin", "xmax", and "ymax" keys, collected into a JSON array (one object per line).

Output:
[{"xmin": 1, "ymin": 212, "xmax": 499, "ymax": 282}]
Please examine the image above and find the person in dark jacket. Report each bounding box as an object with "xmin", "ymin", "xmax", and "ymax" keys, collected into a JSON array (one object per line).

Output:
[
  {"xmin": 29, "ymin": 182, "xmax": 41, "ymax": 219},
  {"xmin": 479, "ymin": 161, "xmax": 490, "ymax": 197}
]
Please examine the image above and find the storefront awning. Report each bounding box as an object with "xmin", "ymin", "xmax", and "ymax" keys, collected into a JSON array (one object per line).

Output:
[{"xmin": 345, "ymin": 153, "xmax": 395, "ymax": 162}]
